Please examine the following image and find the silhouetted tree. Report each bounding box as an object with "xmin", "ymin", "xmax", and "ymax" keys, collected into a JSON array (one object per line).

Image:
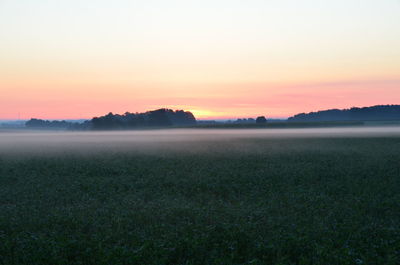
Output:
[
  {"xmin": 256, "ymin": 116, "xmax": 267, "ymax": 124},
  {"xmin": 288, "ymin": 105, "xmax": 400, "ymax": 122},
  {"xmin": 90, "ymin": 108, "xmax": 197, "ymax": 130},
  {"xmin": 235, "ymin": 118, "xmax": 256, "ymax": 124},
  {"xmin": 26, "ymin": 119, "xmax": 72, "ymax": 129},
  {"xmin": 92, "ymin": 112, "xmax": 124, "ymax": 129},
  {"xmin": 167, "ymin": 109, "xmax": 196, "ymax": 125},
  {"xmin": 147, "ymin": 109, "xmax": 172, "ymax": 126}
]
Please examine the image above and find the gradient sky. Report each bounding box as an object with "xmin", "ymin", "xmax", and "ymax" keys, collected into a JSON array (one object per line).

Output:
[{"xmin": 1, "ymin": 0, "xmax": 400, "ymax": 119}]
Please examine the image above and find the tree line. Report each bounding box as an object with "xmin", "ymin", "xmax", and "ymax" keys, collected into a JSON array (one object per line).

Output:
[
  {"xmin": 288, "ymin": 105, "xmax": 400, "ymax": 122},
  {"xmin": 91, "ymin": 109, "xmax": 196, "ymax": 129},
  {"xmin": 25, "ymin": 109, "xmax": 197, "ymax": 130}
]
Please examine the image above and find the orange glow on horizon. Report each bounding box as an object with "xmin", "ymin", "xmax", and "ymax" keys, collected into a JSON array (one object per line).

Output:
[{"xmin": 1, "ymin": 79, "xmax": 400, "ymax": 120}]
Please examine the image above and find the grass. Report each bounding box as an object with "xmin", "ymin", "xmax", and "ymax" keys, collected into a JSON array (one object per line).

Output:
[{"xmin": 1, "ymin": 136, "xmax": 400, "ymax": 264}]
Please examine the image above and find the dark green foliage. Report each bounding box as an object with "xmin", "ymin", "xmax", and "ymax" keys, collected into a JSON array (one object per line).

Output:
[
  {"xmin": 25, "ymin": 109, "xmax": 196, "ymax": 130},
  {"xmin": 255, "ymin": 116, "xmax": 267, "ymax": 124},
  {"xmin": 288, "ymin": 104, "xmax": 400, "ymax": 122},
  {"xmin": 1, "ymin": 137, "xmax": 400, "ymax": 264},
  {"xmin": 91, "ymin": 109, "xmax": 196, "ymax": 130},
  {"xmin": 25, "ymin": 119, "xmax": 86, "ymax": 129},
  {"xmin": 234, "ymin": 118, "xmax": 256, "ymax": 124},
  {"xmin": 25, "ymin": 119, "xmax": 91, "ymax": 130}
]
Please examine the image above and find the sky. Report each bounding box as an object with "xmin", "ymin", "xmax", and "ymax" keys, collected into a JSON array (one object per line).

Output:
[{"xmin": 0, "ymin": 0, "xmax": 399, "ymax": 119}]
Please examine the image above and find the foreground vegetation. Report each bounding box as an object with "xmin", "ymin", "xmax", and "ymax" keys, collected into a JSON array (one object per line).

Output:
[{"xmin": 1, "ymin": 136, "xmax": 400, "ymax": 264}]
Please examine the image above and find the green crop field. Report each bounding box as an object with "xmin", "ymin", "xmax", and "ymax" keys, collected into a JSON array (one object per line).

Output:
[{"xmin": 1, "ymin": 129, "xmax": 400, "ymax": 264}]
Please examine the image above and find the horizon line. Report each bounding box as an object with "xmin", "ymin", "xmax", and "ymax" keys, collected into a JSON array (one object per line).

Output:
[{"xmin": 1, "ymin": 103, "xmax": 399, "ymax": 121}]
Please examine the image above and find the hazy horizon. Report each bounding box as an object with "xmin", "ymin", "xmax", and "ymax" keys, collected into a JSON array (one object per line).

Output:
[{"xmin": 1, "ymin": 103, "xmax": 398, "ymax": 122}]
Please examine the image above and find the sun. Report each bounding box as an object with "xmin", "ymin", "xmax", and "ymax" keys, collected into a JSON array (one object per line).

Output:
[{"xmin": 188, "ymin": 109, "xmax": 216, "ymax": 119}]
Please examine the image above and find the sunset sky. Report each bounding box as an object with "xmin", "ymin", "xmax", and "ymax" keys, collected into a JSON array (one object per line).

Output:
[{"xmin": 1, "ymin": 0, "xmax": 399, "ymax": 119}]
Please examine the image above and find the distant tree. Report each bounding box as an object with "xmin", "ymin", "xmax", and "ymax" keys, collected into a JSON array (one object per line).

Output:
[
  {"xmin": 164, "ymin": 109, "xmax": 196, "ymax": 126},
  {"xmin": 147, "ymin": 109, "xmax": 172, "ymax": 126},
  {"xmin": 234, "ymin": 118, "xmax": 256, "ymax": 124},
  {"xmin": 90, "ymin": 108, "xmax": 197, "ymax": 130},
  {"xmin": 26, "ymin": 119, "xmax": 70, "ymax": 128},
  {"xmin": 287, "ymin": 105, "xmax": 400, "ymax": 122},
  {"xmin": 91, "ymin": 112, "xmax": 124, "ymax": 129},
  {"xmin": 256, "ymin": 116, "xmax": 267, "ymax": 124},
  {"xmin": 26, "ymin": 118, "xmax": 46, "ymax": 127}
]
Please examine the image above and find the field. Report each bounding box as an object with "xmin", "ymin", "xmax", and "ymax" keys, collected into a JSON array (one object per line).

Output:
[{"xmin": 1, "ymin": 128, "xmax": 400, "ymax": 264}]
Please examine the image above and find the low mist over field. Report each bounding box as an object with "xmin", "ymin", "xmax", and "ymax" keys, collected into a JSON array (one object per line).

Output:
[
  {"xmin": 1, "ymin": 127, "xmax": 400, "ymax": 156},
  {"xmin": 2, "ymin": 126, "xmax": 400, "ymax": 264}
]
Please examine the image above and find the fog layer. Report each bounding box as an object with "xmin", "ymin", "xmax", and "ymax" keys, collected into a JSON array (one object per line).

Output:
[{"xmin": 1, "ymin": 127, "xmax": 400, "ymax": 156}]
